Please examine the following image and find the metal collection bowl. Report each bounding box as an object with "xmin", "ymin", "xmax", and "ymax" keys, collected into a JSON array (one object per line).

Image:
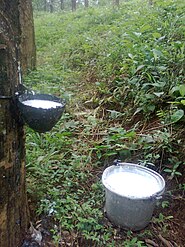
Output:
[{"xmin": 17, "ymin": 93, "xmax": 66, "ymax": 133}]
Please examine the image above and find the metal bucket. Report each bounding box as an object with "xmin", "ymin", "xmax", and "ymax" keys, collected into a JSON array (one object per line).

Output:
[{"xmin": 102, "ymin": 163, "xmax": 165, "ymax": 231}]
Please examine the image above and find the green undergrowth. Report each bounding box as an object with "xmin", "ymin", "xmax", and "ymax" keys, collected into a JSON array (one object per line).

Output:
[{"xmin": 25, "ymin": 0, "xmax": 185, "ymax": 245}]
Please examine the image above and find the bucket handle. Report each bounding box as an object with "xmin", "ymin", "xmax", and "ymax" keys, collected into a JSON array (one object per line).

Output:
[
  {"xmin": 156, "ymin": 195, "xmax": 162, "ymax": 200},
  {"xmin": 113, "ymin": 159, "xmax": 122, "ymax": 166},
  {"xmin": 149, "ymin": 185, "xmax": 165, "ymax": 200},
  {"xmin": 152, "ymin": 188, "xmax": 165, "ymax": 200}
]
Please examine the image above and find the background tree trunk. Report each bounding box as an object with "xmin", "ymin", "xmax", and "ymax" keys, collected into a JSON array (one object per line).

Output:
[
  {"xmin": 114, "ymin": 0, "xmax": 119, "ymax": 6},
  {"xmin": 19, "ymin": 0, "xmax": 36, "ymax": 74},
  {"xmin": 44, "ymin": 0, "xmax": 47, "ymax": 11},
  {"xmin": 148, "ymin": 0, "xmax": 154, "ymax": 5},
  {"xmin": 72, "ymin": 0, "xmax": 76, "ymax": 11},
  {"xmin": 49, "ymin": 0, "xmax": 54, "ymax": 13},
  {"xmin": 60, "ymin": 0, "xmax": 64, "ymax": 10},
  {"xmin": 113, "ymin": 0, "xmax": 119, "ymax": 6},
  {"xmin": 0, "ymin": 1, "xmax": 29, "ymax": 246},
  {"xmin": 84, "ymin": 0, "xmax": 89, "ymax": 8}
]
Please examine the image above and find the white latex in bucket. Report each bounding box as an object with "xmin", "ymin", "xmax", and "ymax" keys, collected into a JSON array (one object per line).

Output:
[{"xmin": 102, "ymin": 163, "xmax": 165, "ymax": 230}]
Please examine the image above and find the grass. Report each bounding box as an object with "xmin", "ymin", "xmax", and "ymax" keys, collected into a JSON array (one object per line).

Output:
[{"xmin": 25, "ymin": 0, "xmax": 185, "ymax": 245}]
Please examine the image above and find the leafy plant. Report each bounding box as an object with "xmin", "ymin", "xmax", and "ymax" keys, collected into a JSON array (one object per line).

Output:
[
  {"xmin": 164, "ymin": 158, "xmax": 183, "ymax": 179},
  {"xmin": 123, "ymin": 237, "xmax": 146, "ymax": 247}
]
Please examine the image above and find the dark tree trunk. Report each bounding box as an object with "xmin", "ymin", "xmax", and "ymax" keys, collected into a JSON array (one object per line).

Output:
[
  {"xmin": 0, "ymin": 1, "xmax": 29, "ymax": 247},
  {"xmin": 44, "ymin": 0, "xmax": 47, "ymax": 11},
  {"xmin": 148, "ymin": 0, "xmax": 154, "ymax": 5},
  {"xmin": 60, "ymin": 0, "xmax": 64, "ymax": 10},
  {"xmin": 84, "ymin": 0, "xmax": 89, "ymax": 8},
  {"xmin": 19, "ymin": 0, "xmax": 36, "ymax": 74},
  {"xmin": 113, "ymin": 0, "xmax": 119, "ymax": 6},
  {"xmin": 49, "ymin": 0, "xmax": 54, "ymax": 13},
  {"xmin": 72, "ymin": 0, "xmax": 76, "ymax": 11}
]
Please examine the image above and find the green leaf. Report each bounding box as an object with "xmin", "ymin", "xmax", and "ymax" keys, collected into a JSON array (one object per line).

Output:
[
  {"xmin": 124, "ymin": 131, "xmax": 136, "ymax": 138},
  {"xmin": 170, "ymin": 86, "xmax": 180, "ymax": 95},
  {"xmin": 135, "ymin": 64, "xmax": 145, "ymax": 73},
  {"xmin": 153, "ymin": 49, "xmax": 162, "ymax": 60},
  {"xmin": 180, "ymin": 100, "xmax": 185, "ymax": 105},
  {"xmin": 157, "ymin": 66, "xmax": 167, "ymax": 71},
  {"xmin": 179, "ymin": 85, "xmax": 185, "ymax": 97},
  {"xmin": 147, "ymin": 104, "xmax": 155, "ymax": 112},
  {"xmin": 152, "ymin": 32, "xmax": 161, "ymax": 39},
  {"xmin": 175, "ymin": 171, "xmax": 182, "ymax": 176},
  {"xmin": 164, "ymin": 168, "xmax": 172, "ymax": 173},
  {"xmin": 133, "ymin": 32, "xmax": 142, "ymax": 37},
  {"xmin": 153, "ymin": 92, "xmax": 164, "ymax": 97},
  {"xmin": 170, "ymin": 109, "xmax": 184, "ymax": 123},
  {"xmin": 140, "ymin": 24, "xmax": 151, "ymax": 32},
  {"xmin": 37, "ymin": 156, "xmax": 45, "ymax": 162},
  {"xmin": 128, "ymin": 53, "xmax": 134, "ymax": 59}
]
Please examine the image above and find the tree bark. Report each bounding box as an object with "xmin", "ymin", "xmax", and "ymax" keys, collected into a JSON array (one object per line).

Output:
[
  {"xmin": 113, "ymin": 0, "xmax": 119, "ymax": 6},
  {"xmin": 148, "ymin": 0, "xmax": 154, "ymax": 5},
  {"xmin": 84, "ymin": 0, "xmax": 89, "ymax": 8},
  {"xmin": 0, "ymin": 1, "xmax": 29, "ymax": 246},
  {"xmin": 60, "ymin": 0, "xmax": 64, "ymax": 10},
  {"xmin": 44, "ymin": 0, "xmax": 47, "ymax": 11},
  {"xmin": 49, "ymin": 0, "xmax": 54, "ymax": 13},
  {"xmin": 19, "ymin": 0, "xmax": 36, "ymax": 74},
  {"xmin": 72, "ymin": 0, "xmax": 76, "ymax": 11}
]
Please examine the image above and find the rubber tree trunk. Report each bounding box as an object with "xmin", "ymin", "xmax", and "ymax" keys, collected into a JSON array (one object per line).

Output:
[
  {"xmin": 72, "ymin": 0, "xmax": 76, "ymax": 11},
  {"xmin": 49, "ymin": 0, "xmax": 54, "ymax": 13},
  {"xmin": 60, "ymin": 0, "xmax": 64, "ymax": 10},
  {"xmin": 0, "ymin": 1, "xmax": 29, "ymax": 246},
  {"xmin": 19, "ymin": 0, "xmax": 36, "ymax": 74},
  {"xmin": 84, "ymin": 0, "xmax": 89, "ymax": 8},
  {"xmin": 44, "ymin": 0, "xmax": 47, "ymax": 11},
  {"xmin": 113, "ymin": 0, "xmax": 119, "ymax": 6}
]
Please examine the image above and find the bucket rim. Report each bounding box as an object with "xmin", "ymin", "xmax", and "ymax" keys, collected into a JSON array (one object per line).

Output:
[
  {"xmin": 18, "ymin": 93, "xmax": 66, "ymax": 107},
  {"xmin": 102, "ymin": 163, "xmax": 165, "ymax": 199}
]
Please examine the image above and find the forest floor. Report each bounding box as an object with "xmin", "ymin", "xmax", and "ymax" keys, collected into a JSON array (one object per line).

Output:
[
  {"xmin": 27, "ymin": 171, "xmax": 185, "ymax": 247},
  {"xmin": 24, "ymin": 76, "xmax": 185, "ymax": 247}
]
